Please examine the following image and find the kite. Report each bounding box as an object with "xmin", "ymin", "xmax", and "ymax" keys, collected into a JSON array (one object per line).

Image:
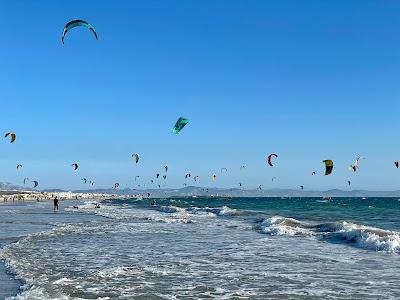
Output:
[
  {"xmin": 4, "ymin": 132, "xmax": 16, "ymax": 143},
  {"xmin": 323, "ymin": 160, "xmax": 334, "ymax": 175},
  {"xmin": 82, "ymin": 178, "xmax": 87, "ymax": 184},
  {"xmin": 172, "ymin": 117, "xmax": 189, "ymax": 134},
  {"xmin": 16, "ymin": 164, "xmax": 22, "ymax": 170},
  {"xmin": 132, "ymin": 154, "xmax": 139, "ymax": 164},
  {"xmin": 71, "ymin": 163, "xmax": 79, "ymax": 171},
  {"xmin": 185, "ymin": 173, "xmax": 191, "ymax": 179},
  {"xmin": 61, "ymin": 20, "xmax": 98, "ymax": 44},
  {"xmin": 164, "ymin": 165, "xmax": 168, "ymax": 172},
  {"xmin": 267, "ymin": 153, "xmax": 278, "ymax": 167},
  {"xmin": 349, "ymin": 157, "xmax": 364, "ymax": 172},
  {"xmin": 395, "ymin": 161, "xmax": 399, "ymax": 169},
  {"xmin": 32, "ymin": 180, "xmax": 38, "ymax": 188},
  {"xmin": 212, "ymin": 175, "xmax": 217, "ymax": 181},
  {"xmin": 23, "ymin": 178, "xmax": 29, "ymax": 185}
]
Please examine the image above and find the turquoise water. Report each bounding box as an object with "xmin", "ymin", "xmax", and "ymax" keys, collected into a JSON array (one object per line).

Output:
[
  {"xmin": 130, "ymin": 196, "xmax": 400, "ymax": 230},
  {"xmin": 1, "ymin": 197, "xmax": 400, "ymax": 299}
]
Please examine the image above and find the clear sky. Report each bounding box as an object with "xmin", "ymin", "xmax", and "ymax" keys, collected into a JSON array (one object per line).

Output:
[{"xmin": 0, "ymin": 1, "xmax": 399, "ymax": 190}]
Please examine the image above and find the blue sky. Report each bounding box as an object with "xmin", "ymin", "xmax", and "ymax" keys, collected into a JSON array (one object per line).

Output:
[{"xmin": 0, "ymin": 1, "xmax": 399, "ymax": 190}]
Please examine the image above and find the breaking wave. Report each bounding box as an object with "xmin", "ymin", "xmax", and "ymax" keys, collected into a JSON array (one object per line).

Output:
[{"xmin": 255, "ymin": 216, "xmax": 400, "ymax": 253}]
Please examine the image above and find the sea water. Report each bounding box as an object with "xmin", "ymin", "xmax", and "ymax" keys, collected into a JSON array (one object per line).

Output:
[{"xmin": 1, "ymin": 197, "xmax": 400, "ymax": 299}]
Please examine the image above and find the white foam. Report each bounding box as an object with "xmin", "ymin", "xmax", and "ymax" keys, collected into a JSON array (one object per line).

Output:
[
  {"xmin": 256, "ymin": 216, "xmax": 314, "ymax": 236},
  {"xmin": 335, "ymin": 221, "xmax": 400, "ymax": 253}
]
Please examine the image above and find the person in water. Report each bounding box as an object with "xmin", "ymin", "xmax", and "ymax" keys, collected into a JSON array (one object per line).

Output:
[{"xmin": 53, "ymin": 197, "xmax": 59, "ymax": 212}]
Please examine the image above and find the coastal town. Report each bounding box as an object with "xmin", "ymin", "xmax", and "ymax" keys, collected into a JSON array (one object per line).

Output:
[{"xmin": 0, "ymin": 190, "xmax": 142, "ymax": 203}]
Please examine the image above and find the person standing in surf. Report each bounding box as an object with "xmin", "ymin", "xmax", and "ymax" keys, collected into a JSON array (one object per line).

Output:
[{"xmin": 53, "ymin": 197, "xmax": 59, "ymax": 212}]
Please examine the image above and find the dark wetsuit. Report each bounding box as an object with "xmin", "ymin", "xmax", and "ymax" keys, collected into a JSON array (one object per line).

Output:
[{"xmin": 53, "ymin": 198, "xmax": 59, "ymax": 211}]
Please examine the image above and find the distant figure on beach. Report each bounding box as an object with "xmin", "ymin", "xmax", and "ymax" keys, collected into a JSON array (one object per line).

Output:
[
  {"xmin": 151, "ymin": 200, "xmax": 156, "ymax": 206},
  {"xmin": 53, "ymin": 197, "xmax": 59, "ymax": 212}
]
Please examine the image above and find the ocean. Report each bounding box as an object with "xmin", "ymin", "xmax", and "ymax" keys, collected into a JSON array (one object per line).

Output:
[{"xmin": 1, "ymin": 197, "xmax": 399, "ymax": 299}]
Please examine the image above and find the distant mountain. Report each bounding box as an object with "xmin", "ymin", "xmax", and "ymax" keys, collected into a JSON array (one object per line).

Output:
[
  {"xmin": 69, "ymin": 186, "xmax": 400, "ymax": 198},
  {"xmin": 0, "ymin": 182, "xmax": 26, "ymax": 191}
]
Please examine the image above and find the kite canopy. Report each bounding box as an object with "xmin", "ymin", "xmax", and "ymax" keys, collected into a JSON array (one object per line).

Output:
[
  {"xmin": 17, "ymin": 164, "xmax": 22, "ymax": 170},
  {"xmin": 349, "ymin": 157, "xmax": 364, "ymax": 172},
  {"xmin": 172, "ymin": 117, "xmax": 189, "ymax": 134},
  {"xmin": 300, "ymin": 185, "xmax": 304, "ymax": 190},
  {"xmin": 71, "ymin": 163, "xmax": 79, "ymax": 171},
  {"xmin": 194, "ymin": 176, "xmax": 199, "ymax": 182},
  {"xmin": 82, "ymin": 178, "xmax": 87, "ymax": 184},
  {"xmin": 348, "ymin": 180, "xmax": 351, "ymax": 186},
  {"xmin": 267, "ymin": 153, "xmax": 278, "ymax": 167},
  {"xmin": 132, "ymin": 154, "xmax": 139, "ymax": 164},
  {"xmin": 114, "ymin": 183, "xmax": 119, "ymax": 189},
  {"xmin": 62, "ymin": 20, "xmax": 98, "ymax": 44},
  {"xmin": 185, "ymin": 173, "xmax": 191, "ymax": 179},
  {"xmin": 164, "ymin": 166, "xmax": 168, "ymax": 172},
  {"xmin": 212, "ymin": 175, "xmax": 217, "ymax": 181},
  {"xmin": 23, "ymin": 178, "xmax": 29, "ymax": 185},
  {"xmin": 5, "ymin": 132, "xmax": 16, "ymax": 143},
  {"xmin": 32, "ymin": 180, "xmax": 38, "ymax": 188},
  {"xmin": 323, "ymin": 160, "xmax": 334, "ymax": 175},
  {"xmin": 395, "ymin": 161, "xmax": 400, "ymax": 169}
]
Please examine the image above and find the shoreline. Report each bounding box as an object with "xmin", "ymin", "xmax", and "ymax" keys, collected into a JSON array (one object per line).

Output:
[
  {"xmin": 0, "ymin": 199, "xmax": 103, "ymax": 299},
  {"xmin": 0, "ymin": 239, "xmax": 23, "ymax": 299},
  {"xmin": 0, "ymin": 190, "xmax": 139, "ymax": 204}
]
